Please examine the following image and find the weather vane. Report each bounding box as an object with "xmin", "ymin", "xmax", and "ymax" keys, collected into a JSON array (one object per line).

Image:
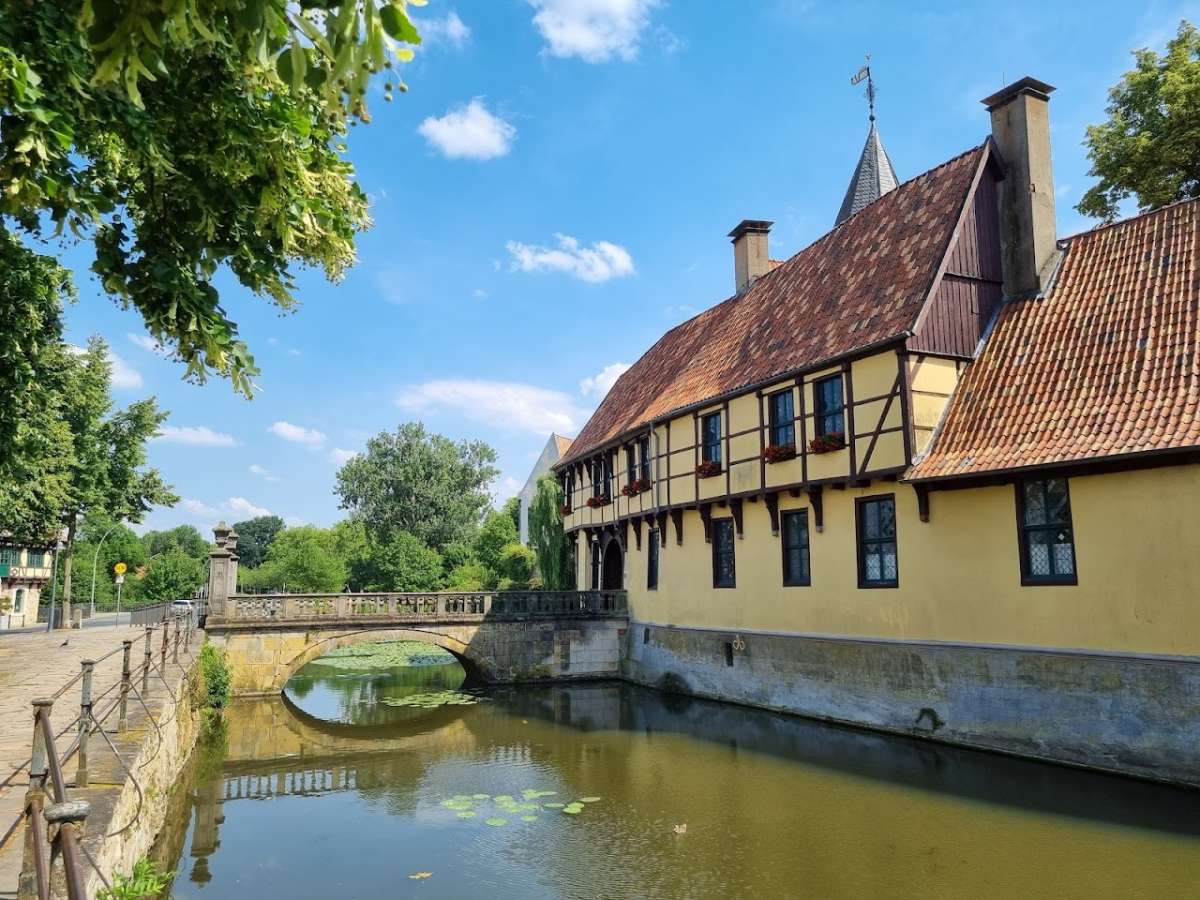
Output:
[{"xmin": 850, "ymin": 54, "xmax": 875, "ymax": 122}]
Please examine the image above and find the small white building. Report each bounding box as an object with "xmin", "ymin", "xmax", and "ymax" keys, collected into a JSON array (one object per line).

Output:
[
  {"xmin": 0, "ymin": 543, "xmax": 54, "ymax": 629},
  {"xmin": 518, "ymin": 434, "xmax": 573, "ymax": 544}
]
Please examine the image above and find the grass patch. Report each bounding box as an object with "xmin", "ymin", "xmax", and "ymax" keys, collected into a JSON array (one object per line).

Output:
[{"xmin": 98, "ymin": 857, "xmax": 173, "ymax": 900}]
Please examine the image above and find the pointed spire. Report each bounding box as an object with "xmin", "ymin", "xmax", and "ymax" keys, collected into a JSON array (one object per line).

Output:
[{"xmin": 835, "ymin": 121, "xmax": 899, "ymax": 225}]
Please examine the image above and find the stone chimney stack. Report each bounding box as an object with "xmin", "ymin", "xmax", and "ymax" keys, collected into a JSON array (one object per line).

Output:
[
  {"xmin": 728, "ymin": 219, "xmax": 773, "ymax": 294},
  {"xmin": 981, "ymin": 77, "xmax": 1058, "ymax": 298}
]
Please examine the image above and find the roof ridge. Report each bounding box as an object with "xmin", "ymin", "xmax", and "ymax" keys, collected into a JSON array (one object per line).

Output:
[{"xmin": 1059, "ymin": 195, "xmax": 1200, "ymax": 243}]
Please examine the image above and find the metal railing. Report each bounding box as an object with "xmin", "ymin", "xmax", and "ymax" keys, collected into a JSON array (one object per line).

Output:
[
  {"xmin": 213, "ymin": 590, "xmax": 628, "ymax": 624},
  {"xmin": 10, "ymin": 611, "xmax": 197, "ymax": 900}
]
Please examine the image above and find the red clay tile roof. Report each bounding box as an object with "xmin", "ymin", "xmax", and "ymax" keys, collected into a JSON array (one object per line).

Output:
[
  {"xmin": 560, "ymin": 144, "xmax": 987, "ymax": 465},
  {"xmin": 909, "ymin": 198, "xmax": 1200, "ymax": 481}
]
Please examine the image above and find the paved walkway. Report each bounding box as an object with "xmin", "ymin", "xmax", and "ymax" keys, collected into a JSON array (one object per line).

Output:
[{"xmin": 0, "ymin": 625, "xmax": 154, "ymax": 897}]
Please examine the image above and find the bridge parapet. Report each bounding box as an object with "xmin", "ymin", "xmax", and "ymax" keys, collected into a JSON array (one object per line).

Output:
[{"xmin": 210, "ymin": 590, "xmax": 627, "ymax": 626}]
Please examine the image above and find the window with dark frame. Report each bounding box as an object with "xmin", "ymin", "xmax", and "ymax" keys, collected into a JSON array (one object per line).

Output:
[
  {"xmin": 591, "ymin": 459, "xmax": 602, "ymax": 498},
  {"xmin": 625, "ymin": 445, "xmax": 637, "ymax": 486},
  {"xmin": 702, "ymin": 412, "xmax": 722, "ymax": 465},
  {"xmin": 781, "ymin": 509, "xmax": 810, "ymax": 586},
  {"xmin": 647, "ymin": 529, "xmax": 659, "ymax": 590},
  {"xmin": 590, "ymin": 541, "xmax": 600, "ymax": 590},
  {"xmin": 856, "ymin": 495, "xmax": 898, "ymax": 587},
  {"xmin": 712, "ymin": 518, "xmax": 736, "ymax": 588},
  {"xmin": 1018, "ymin": 478, "xmax": 1077, "ymax": 583},
  {"xmin": 604, "ymin": 452, "xmax": 614, "ymax": 496},
  {"xmin": 768, "ymin": 389, "xmax": 795, "ymax": 446},
  {"xmin": 814, "ymin": 374, "xmax": 845, "ymax": 437},
  {"xmin": 638, "ymin": 436, "xmax": 651, "ymax": 483}
]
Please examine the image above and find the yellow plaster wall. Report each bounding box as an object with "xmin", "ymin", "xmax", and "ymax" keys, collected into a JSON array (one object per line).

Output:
[
  {"xmin": 909, "ymin": 355, "xmax": 961, "ymax": 455},
  {"xmin": 621, "ymin": 464, "xmax": 1200, "ymax": 656}
]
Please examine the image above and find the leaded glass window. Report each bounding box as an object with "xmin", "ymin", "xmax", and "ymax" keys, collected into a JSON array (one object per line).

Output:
[
  {"xmin": 1019, "ymin": 479, "xmax": 1076, "ymax": 583},
  {"xmin": 781, "ymin": 509, "xmax": 810, "ymax": 586},
  {"xmin": 0, "ymin": 548, "xmax": 19, "ymax": 567},
  {"xmin": 712, "ymin": 519, "xmax": 736, "ymax": 588},
  {"xmin": 814, "ymin": 375, "xmax": 844, "ymax": 437},
  {"xmin": 13, "ymin": 589, "xmax": 24, "ymax": 613},
  {"xmin": 769, "ymin": 389, "xmax": 795, "ymax": 446},
  {"xmin": 857, "ymin": 496, "xmax": 898, "ymax": 587},
  {"xmin": 702, "ymin": 413, "xmax": 722, "ymax": 465},
  {"xmin": 638, "ymin": 436, "xmax": 651, "ymax": 483},
  {"xmin": 25, "ymin": 551, "xmax": 44, "ymax": 567}
]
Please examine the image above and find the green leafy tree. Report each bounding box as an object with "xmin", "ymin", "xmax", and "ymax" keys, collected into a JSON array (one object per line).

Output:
[
  {"xmin": 72, "ymin": 512, "xmax": 148, "ymax": 609},
  {"xmin": 502, "ymin": 495, "xmax": 521, "ymax": 532},
  {"xmin": 335, "ymin": 423, "xmax": 499, "ymax": 551},
  {"xmin": 446, "ymin": 561, "xmax": 489, "ymax": 591},
  {"xmin": 0, "ymin": 235, "xmax": 73, "ymax": 543},
  {"xmin": 231, "ymin": 515, "xmax": 285, "ymax": 569},
  {"xmin": 496, "ymin": 542, "xmax": 536, "ymax": 590},
  {"xmin": 529, "ymin": 474, "xmax": 570, "ymax": 590},
  {"xmin": 1079, "ymin": 21, "xmax": 1200, "ymax": 221},
  {"xmin": 143, "ymin": 524, "xmax": 209, "ymax": 560},
  {"xmin": 356, "ymin": 532, "xmax": 445, "ymax": 592},
  {"xmin": 138, "ymin": 548, "xmax": 204, "ymax": 603},
  {"xmin": 0, "ymin": 1, "xmax": 423, "ymax": 398},
  {"xmin": 241, "ymin": 526, "xmax": 346, "ymax": 593},
  {"xmin": 474, "ymin": 510, "xmax": 518, "ymax": 575},
  {"xmin": 57, "ymin": 339, "xmax": 177, "ymax": 620}
]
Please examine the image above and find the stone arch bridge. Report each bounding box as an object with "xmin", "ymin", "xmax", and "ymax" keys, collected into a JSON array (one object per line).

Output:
[{"xmin": 203, "ymin": 523, "xmax": 628, "ymax": 696}]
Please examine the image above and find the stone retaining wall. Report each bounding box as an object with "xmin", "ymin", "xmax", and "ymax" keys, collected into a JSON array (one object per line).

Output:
[{"xmin": 623, "ymin": 620, "xmax": 1200, "ymax": 788}]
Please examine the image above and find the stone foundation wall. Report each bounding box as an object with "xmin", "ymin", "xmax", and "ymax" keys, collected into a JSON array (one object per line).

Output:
[
  {"xmin": 622, "ymin": 621, "xmax": 1200, "ymax": 788},
  {"xmin": 210, "ymin": 619, "xmax": 626, "ymax": 696}
]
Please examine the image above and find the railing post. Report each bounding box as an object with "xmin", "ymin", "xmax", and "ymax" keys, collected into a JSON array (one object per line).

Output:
[
  {"xmin": 142, "ymin": 626, "xmax": 153, "ymax": 695},
  {"xmin": 19, "ymin": 699, "xmax": 53, "ymax": 900},
  {"xmin": 119, "ymin": 640, "xmax": 133, "ymax": 731},
  {"xmin": 160, "ymin": 619, "xmax": 169, "ymax": 672},
  {"xmin": 76, "ymin": 660, "xmax": 94, "ymax": 788},
  {"xmin": 172, "ymin": 615, "xmax": 181, "ymax": 663}
]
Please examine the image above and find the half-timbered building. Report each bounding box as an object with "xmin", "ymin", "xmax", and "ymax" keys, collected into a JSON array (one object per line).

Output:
[{"xmin": 553, "ymin": 77, "xmax": 1200, "ymax": 786}]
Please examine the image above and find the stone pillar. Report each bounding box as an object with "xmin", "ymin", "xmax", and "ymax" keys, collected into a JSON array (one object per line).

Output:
[{"xmin": 207, "ymin": 522, "xmax": 238, "ymax": 619}]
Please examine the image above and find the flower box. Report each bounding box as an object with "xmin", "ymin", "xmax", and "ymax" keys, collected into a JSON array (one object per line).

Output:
[
  {"xmin": 696, "ymin": 460, "xmax": 723, "ymax": 478},
  {"xmin": 621, "ymin": 478, "xmax": 650, "ymax": 497},
  {"xmin": 809, "ymin": 432, "xmax": 846, "ymax": 454},
  {"xmin": 762, "ymin": 442, "xmax": 797, "ymax": 464},
  {"xmin": 559, "ymin": 503, "xmax": 572, "ymax": 516},
  {"xmin": 586, "ymin": 495, "xmax": 612, "ymax": 509}
]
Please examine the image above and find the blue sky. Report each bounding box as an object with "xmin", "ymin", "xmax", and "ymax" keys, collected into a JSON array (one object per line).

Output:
[{"xmin": 59, "ymin": 0, "xmax": 1199, "ymax": 535}]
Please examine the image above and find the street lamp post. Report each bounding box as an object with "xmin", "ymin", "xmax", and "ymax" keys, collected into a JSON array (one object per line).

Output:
[{"xmin": 89, "ymin": 523, "xmax": 118, "ymax": 618}]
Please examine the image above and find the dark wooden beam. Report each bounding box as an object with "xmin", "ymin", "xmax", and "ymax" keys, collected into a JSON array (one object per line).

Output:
[
  {"xmin": 914, "ymin": 484, "xmax": 930, "ymax": 523},
  {"xmin": 699, "ymin": 503, "xmax": 713, "ymax": 543},
  {"xmin": 807, "ymin": 486, "xmax": 824, "ymax": 532},
  {"xmin": 656, "ymin": 511, "xmax": 669, "ymax": 552},
  {"xmin": 765, "ymin": 492, "xmax": 780, "ymax": 536},
  {"xmin": 670, "ymin": 508, "xmax": 684, "ymax": 546},
  {"xmin": 730, "ymin": 498, "xmax": 744, "ymax": 538},
  {"xmin": 632, "ymin": 516, "xmax": 642, "ymax": 550}
]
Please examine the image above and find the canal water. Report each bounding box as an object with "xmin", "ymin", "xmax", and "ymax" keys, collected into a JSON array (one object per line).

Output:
[{"xmin": 153, "ymin": 641, "xmax": 1199, "ymax": 899}]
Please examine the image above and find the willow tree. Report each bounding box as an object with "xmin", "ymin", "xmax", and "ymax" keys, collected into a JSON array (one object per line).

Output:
[
  {"xmin": 0, "ymin": 1, "xmax": 423, "ymax": 398},
  {"xmin": 528, "ymin": 475, "xmax": 570, "ymax": 591}
]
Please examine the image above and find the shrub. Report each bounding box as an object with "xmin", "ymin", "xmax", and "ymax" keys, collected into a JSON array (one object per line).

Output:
[
  {"xmin": 496, "ymin": 542, "xmax": 536, "ymax": 589},
  {"xmin": 200, "ymin": 642, "xmax": 231, "ymax": 710},
  {"xmin": 98, "ymin": 857, "xmax": 173, "ymax": 900}
]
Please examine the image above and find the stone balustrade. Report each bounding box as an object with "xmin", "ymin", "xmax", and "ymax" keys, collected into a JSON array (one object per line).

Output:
[{"xmin": 212, "ymin": 590, "xmax": 628, "ymax": 624}]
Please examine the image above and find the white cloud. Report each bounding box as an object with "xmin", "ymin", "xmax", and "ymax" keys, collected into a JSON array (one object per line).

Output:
[
  {"xmin": 579, "ymin": 362, "xmax": 631, "ymax": 398},
  {"xmin": 494, "ymin": 475, "xmax": 524, "ymax": 502},
  {"xmin": 329, "ymin": 447, "xmax": 358, "ymax": 466},
  {"xmin": 180, "ymin": 498, "xmax": 218, "ymax": 518},
  {"xmin": 288, "ymin": 348, "xmax": 302, "ymax": 357},
  {"xmin": 267, "ymin": 337, "xmax": 280, "ymax": 347},
  {"xmin": 416, "ymin": 10, "xmax": 471, "ymax": 47},
  {"xmin": 269, "ymin": 421, "xmax": 327, "ymax": 446},
  {"xmin": 528, "ymin": 0, "xmax": 659, "ymax": 62},
  {"xmin": 473, "ymin": 288, "xmax": 489, "ymax": 299},
  {"xmin": 226, "ymin": 497, "xmax": 271, "ymax": 518},
  {"xmin": 249, "ymin": 464, "xmax": 280, "ymax": 483},
  {"xmin": 396, "ymin": 379, "xmax": 587, "ymax": 435},
  {"xmin": 506, "ymin": 234, "xmax": 634, "ymax": 283},
  {"xmin": 126, "ymin": 332, "xmax": 165, "ymax": 354},
  {"xmin": 418, "ymin": 99, "xmax": 515, "ymax": 160},
  {"xmin": 155, "ymin": 425, "xmax": 238, "ymax": 447}
]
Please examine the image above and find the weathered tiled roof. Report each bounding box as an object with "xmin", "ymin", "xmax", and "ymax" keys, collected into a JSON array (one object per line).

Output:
[
  {"xmin": 561, "ymin": 143, "xmax": 986, "ymax": 466},
  {"xmin": 909, "ymin": 198, "xmax": 1200, "ymax": 481},
  {"xmin": 836, "ymin": 122, "xmax": 900, "ymax": 225}
]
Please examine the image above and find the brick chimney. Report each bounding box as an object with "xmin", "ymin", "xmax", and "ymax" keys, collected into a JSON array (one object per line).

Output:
[
  {"xmin": 728, "ymin": 219, "xmax": 773, "ymax": 294},
  {"xmin": 981, "ymin": 77, "xmax": 1058, "ymax": 298}
]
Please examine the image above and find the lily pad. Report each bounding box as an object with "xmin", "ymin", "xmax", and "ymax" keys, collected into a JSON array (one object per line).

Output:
[
  {"xmin": 485, "ymin": 817, "xmax": 508, "ymax": 827},
  {"xmin": 408, "ymin": 871, "xmax": 433, "ymax": 880},
  {"xmin": 472, "ymin": 794, "xmax": 490, "ymax": 800},
  {"xmin": 494, "ymin": 795, "xmax": 514, "ymax": 804},
  {"xmin": 579, "ymin": 797, "xmax": 601, "ymax": 803},
  {"xmin": 520, "ymin": 815, "xmax": 538, "ymax": 822},
  {"xmin": 542, "ymin": 802, "xmax": 564, "ymax": 809},
  {"xmin": 562, "ymin": 806, "xmax": 583, "ymax": 815},
  {"xmin": 456, "ymin": 811, "xmax": 476, "ymax": 819}
]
